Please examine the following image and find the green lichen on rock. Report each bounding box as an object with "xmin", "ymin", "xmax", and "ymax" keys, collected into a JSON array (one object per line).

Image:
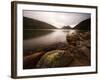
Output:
[{"xmin": 36, "ymin": 50, "xmax": 73, "ymax": 68}]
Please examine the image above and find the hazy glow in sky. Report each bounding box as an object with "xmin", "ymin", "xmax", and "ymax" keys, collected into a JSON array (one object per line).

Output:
[{"xmin": 23, "ymin": 11, "xmax": 90, "ymax": 28}]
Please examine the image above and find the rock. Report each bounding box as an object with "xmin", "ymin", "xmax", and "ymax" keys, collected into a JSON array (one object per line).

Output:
[
  {"xmin": 66, "ymin": 32, "xmax": 90, "ymax": 46},
  {"xmin": 66, "ymin": 31, "xmax": 91, "ymax": 66},
  {"xmin": 82, "ymin": 32, "xmax": 90, "ymax": 40},
  {"xmin": 79, "ymin": 46, "xmax": 90, "ymax": 60},
  {"xmin": 23, "ymin": 51, "xmax": 45, "ymax": 69},
  {"xmin": 67, "ymin": 33, "xmax": 80, "ymax": 46},
  {"xmin": 36, "ymin": 50, "xmax": 73, "ymax": 68}
]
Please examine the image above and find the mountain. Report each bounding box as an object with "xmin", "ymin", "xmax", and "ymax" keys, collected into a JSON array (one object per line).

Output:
[
  {"xmin": 73, "ymin": 18, "xmax": 91, "ymax": 30},
  {"xmin": 62, "ymin": 25, "xmax": 72, "ymax": 29},
  {"xmin": 23, "ymin": 17, "xmax": 56, "ymax": 29}
]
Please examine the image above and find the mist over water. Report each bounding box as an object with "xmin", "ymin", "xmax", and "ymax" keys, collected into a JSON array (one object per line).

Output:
[{"xmin": 23, "ymin": 29, "xmax": 76, "ymax": 51}]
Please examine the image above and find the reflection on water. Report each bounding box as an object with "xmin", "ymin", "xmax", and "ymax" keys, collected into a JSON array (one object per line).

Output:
[{"xmin": 23, "ymin": 29, "xmax": 76, "ymax": 51}]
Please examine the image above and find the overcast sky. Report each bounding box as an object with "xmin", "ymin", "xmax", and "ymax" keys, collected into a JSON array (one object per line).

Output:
[{"xmin": 23, "ymin": 10, "xmax": 90, "ymax": 28}]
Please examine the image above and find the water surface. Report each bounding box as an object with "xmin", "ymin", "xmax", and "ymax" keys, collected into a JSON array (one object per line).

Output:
[{"xmin": 23, "ymin": 29, "xmax": 77, "ymax": 51}]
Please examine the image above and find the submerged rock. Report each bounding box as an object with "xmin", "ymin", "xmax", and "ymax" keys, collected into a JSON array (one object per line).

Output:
[{"xmin": 36, "ymin": 50, "xmax": 73, "ymax": 68}]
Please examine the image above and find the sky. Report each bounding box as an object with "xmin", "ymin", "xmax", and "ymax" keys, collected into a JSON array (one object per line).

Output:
[{"xmin": 23, "ymin": 10, "xmax": 90, "ymax": 28}]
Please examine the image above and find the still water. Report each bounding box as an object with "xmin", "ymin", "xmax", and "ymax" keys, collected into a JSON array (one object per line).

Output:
[{"xmin": 23, "ymin": 29, "xmax": 76, "ymax": 51}]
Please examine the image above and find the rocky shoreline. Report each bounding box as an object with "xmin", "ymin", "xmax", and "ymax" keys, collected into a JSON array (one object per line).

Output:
[{"xmin": 23, "ymin": 31, "xmax": 91, "ymax": 69}]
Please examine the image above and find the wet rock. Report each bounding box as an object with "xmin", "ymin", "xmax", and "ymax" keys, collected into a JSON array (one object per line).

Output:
[
  {"xmin": 23, "ymin": 51, "xmax": 45, "ymax": 69},
  {"xmin": 67, "ymin": 32, "xmax": 90, "ymax": 47},
  {"xmin": 36, "ymin": 50, "xmax": 73, "ymax": 68},
  {"xmin": 82, "ymin": 32, "xmax": 90, "ymax": 40},
  {"xmin": 79, "ymin": 46, "xmax": 90, "ymax": 60},
  {"xmin": 66, "ymin": 31, "xmax": 91, "ymax": 66}
]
